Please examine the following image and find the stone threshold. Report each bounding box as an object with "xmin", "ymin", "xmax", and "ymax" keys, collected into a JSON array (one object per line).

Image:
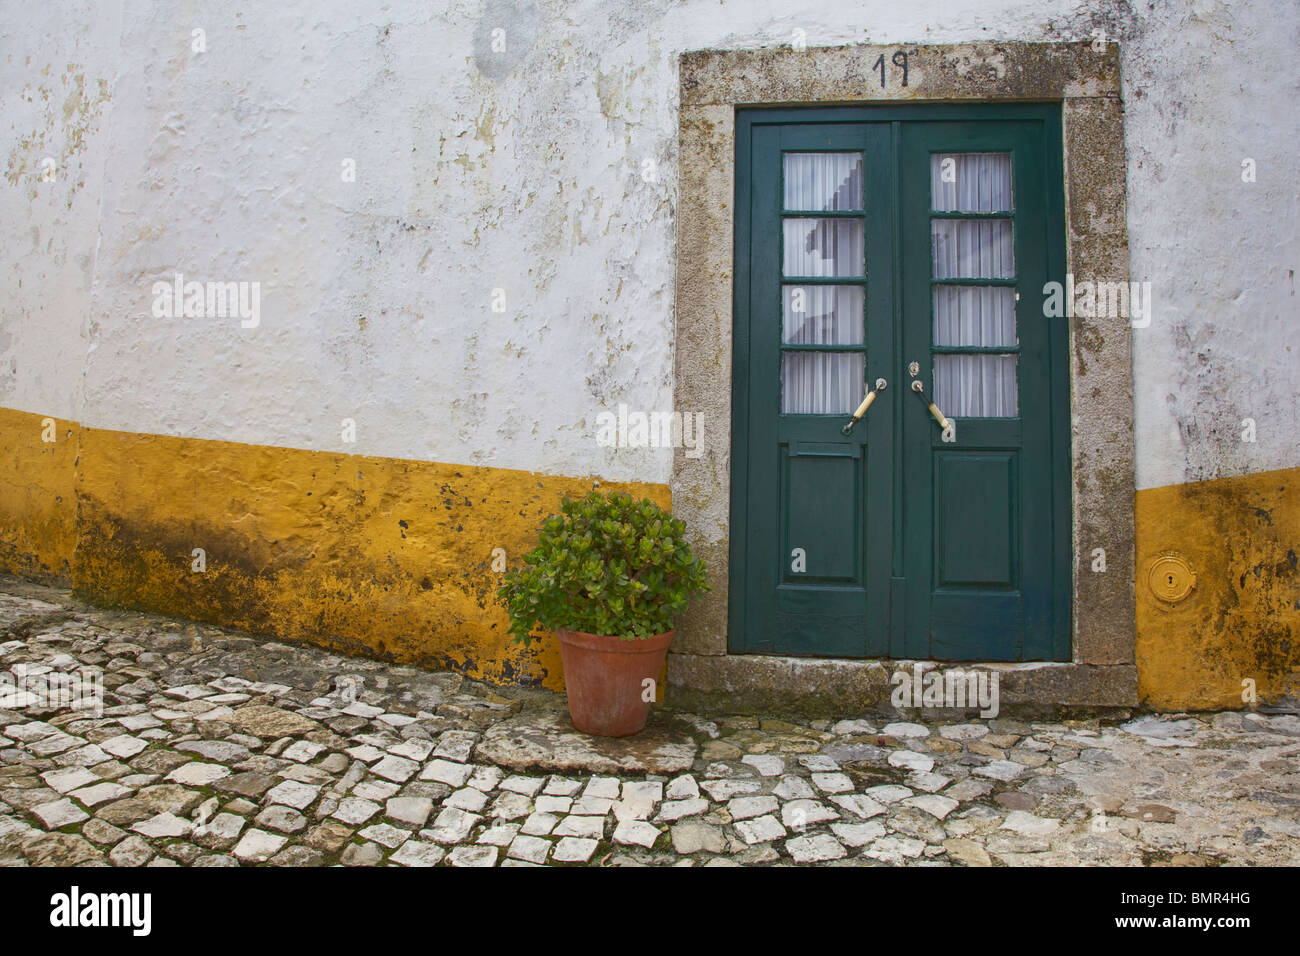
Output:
[{"xmin": 667, "ymin": 653, "xmax": 1138, "ymax": 719}]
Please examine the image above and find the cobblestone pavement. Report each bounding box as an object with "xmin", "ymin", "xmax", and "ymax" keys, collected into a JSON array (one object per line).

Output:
[{"xmin": 0, "ymin": 579, "xmax": 1296, "ymax": 867}]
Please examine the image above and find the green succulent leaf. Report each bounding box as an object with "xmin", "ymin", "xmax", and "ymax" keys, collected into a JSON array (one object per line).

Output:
[{"xmin": 495, "ymin": 489, "xmax": 711, "ymax": 645}]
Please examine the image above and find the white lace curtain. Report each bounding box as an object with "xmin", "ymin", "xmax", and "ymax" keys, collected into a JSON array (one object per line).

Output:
[
  {"xmin": 781, "ymin": 153, "xmax": 865, "ymax": 414},
  {"xmin": 777, "ymin": 151, "xmax": 1019, "ymax": 417},
  {"xmin": 930, "ymin": 152, "xmax": 1018, "ymax": 418}
]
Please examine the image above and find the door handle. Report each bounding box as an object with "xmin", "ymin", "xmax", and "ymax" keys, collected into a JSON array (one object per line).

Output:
[
  {"xmin": 910, "ymin": 379, "xmax": 951, "ymax": 431},
  {"xmin": 907, "ymin": 364, "xmax": 956, "ymax": 442},
  {"xmin": 840, "ymin": 378, "xmax": 887, "ymax": 435}
]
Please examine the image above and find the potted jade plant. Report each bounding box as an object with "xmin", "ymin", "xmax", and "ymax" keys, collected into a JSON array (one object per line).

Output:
[{"xmin": 498, "ymin": 490, "xmax": 709, "ymax": 737}]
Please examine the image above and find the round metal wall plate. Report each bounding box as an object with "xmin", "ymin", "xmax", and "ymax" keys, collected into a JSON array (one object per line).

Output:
[{"xmin": 1148, "ymin": 554, "xmax": 1196, "ymax": 603}]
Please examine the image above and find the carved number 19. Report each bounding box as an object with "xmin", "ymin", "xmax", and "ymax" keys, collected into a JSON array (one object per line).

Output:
[{"xmin": 872, "ymin": 51, "xmax": 910, "ymax": 88}]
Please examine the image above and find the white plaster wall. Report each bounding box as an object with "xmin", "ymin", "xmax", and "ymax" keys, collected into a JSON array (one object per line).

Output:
[
  {"xmin": 1120, "ymin": 0, "xmax": 1300, "ymax": 488},
  {"xmin": 0, "ymin": 0, "xmax": 122, "ymax": 422},
  {"xmin": 1, "ymin": 0, "xmax": 1296, "ymax": 489}
]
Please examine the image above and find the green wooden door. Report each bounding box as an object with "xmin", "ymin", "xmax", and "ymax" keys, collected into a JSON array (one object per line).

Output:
[{"xmin": 730, "ymin": 105, "xmax": 1070, "ymax": 662}]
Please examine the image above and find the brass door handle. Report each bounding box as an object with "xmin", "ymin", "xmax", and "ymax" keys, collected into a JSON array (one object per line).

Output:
[
  {"xmin": 910, "ymin": 379, "xmax": 951, "ymax": 431},
  {"xmin": 841, "ymin": 378, "xmax": 887, "ymax": 435}
]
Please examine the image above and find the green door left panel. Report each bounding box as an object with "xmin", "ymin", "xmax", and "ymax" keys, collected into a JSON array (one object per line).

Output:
[{"xmin": 732, "ymin": 120, "xmax": 895, "ymax": 658}]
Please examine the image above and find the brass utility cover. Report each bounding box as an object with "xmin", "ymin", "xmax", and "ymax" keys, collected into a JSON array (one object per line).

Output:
[{"xmin": 1149, "ymin": 555, "xmax": 1196, "ymax": 603}]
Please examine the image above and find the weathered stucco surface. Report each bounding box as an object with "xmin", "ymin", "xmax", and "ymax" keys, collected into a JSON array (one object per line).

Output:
[
  {"xmin": 0, "ymin": 408, "xmax": 78, "ymax": 583},
  {"xmin": 68, "ymin": 412, "xmax": 670, "ymax": 689},
  {"xmin": 3, "ymin": 1, "xmax": 1295, "ymax": 485},
  {"xmin": 1136, "ymin": 466, "xmax": 1299, "ymax": 710}
]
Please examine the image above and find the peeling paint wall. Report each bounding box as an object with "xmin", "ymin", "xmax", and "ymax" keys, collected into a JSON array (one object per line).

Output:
[
  {"xmin": 1, "ymin": 0, "xmax": 1296, "ymax": 706},
  {"xmin": 0, "ymin": 406, "xmax": 669, "ymax": 689},
  {"xmin": 1, "ymin": 1, "xmax": 118, "ymax": 421},
  {"xmin": 1136, "ymin": 467, "xmax": 1298, "ymax": 709},
  {"xmin": 69, "ymin": 419, "xmax": 669, "ymax": 690},
  {"xmin": 0, "ymin": 408, "xmax": 78, "ymax": 583},
  {"xmin": 1122, "ymin": 3, "xmax": 1299, "ymax": 489},
  {"xmin": 4, "ymin": 1, "xmax": 1295, "ymax": 484}
]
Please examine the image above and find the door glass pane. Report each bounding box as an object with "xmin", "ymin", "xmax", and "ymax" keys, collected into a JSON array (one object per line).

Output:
[
  {"xmin": 782, "ymin": 351, "xmax": 864, "ymax": 414},
  {"xmin": 783, "ymin": 218, "xmax": 864, "ymax": 276},
  {"xmin": 934, "ymin": 354, "xmax": 1018, "ymax": 417},
  {"xmin": 930, "ymin": 152, "xmax": 1013, "ymax": 212},
  {"xmin": 931, "ymin": 220, "xmax": 1014, "ymax": 278},
  {"xmin": 784, "ymin": 153, "xmax": 864, "ymax": 210},
  {"xmin": 932, "ymin": 285, "xmax": 1016, "ymax": 347},
  {"xmin": 783, "ymin": 285, "xmax": 864, "ymax": 345}
]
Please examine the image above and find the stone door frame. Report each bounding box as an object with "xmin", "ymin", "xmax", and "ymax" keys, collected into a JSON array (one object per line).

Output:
[{"xmin": 670, "ymin": 42, "xmax": 1137, "ymax": 714}]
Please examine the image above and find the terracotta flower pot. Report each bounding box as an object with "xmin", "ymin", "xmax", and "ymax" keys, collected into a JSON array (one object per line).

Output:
[{"xmin": 555, "ymin": 627, "xmax": 674, "ymax": 737}]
